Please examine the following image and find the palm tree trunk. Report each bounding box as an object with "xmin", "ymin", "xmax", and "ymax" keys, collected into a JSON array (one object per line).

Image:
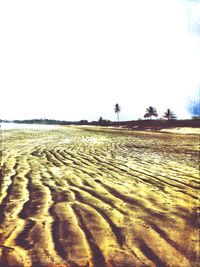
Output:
[{"xmin": 117, "ymin": 112, "xmax": 119, "ymax": 122}]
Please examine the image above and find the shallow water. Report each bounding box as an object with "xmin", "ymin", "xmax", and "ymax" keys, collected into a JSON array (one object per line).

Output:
[{"xmin": 0, "ymin": 122, "xmax": 60, "ymax": 130}]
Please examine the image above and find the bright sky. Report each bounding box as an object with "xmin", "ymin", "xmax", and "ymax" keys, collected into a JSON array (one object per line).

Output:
[{"xmin": 1, "ymin": 0, "xmax": 200, "ymax": 121}]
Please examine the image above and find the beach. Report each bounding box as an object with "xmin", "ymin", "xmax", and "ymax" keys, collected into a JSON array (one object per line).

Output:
[{"xmin": 0, "ymin": 125, "xmax": 199, "ymax": 266}]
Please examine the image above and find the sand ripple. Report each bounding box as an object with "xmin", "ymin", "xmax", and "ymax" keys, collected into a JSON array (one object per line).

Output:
[{"xmin": 0, "ymin": 126, "xmax": 199, "ymax": 266}]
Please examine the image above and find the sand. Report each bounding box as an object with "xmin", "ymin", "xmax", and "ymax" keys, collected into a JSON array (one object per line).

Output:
[
  {"xmin": 159, "ymin": 127, "xmax": 200, "ymax": 135},
  {"xmin": 0, "ymin": 125, "xmax": 199, "ymax": 267}
]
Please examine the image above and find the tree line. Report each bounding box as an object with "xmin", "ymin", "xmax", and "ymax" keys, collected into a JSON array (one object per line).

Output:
[
  {"xmin": 1, "ymin": 104, "xmax": 198, "ymax": 127},
  {"xmin": 113, "ymin": 104, "xmax": 177, "ymax": 122}
]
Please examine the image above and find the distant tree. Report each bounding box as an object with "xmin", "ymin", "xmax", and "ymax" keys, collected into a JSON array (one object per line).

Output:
[
  {"xmin": 79, "ymin": 120, "xmax": 88, "ymax": 125},
  {"xmin": 114, "ymin": 103, "xmax": 121, "ymax": 122},
  {"xmin": 99, "ymin": 116, "xmax": 103, "ymax": 125},
  {"xmin": 144, "ymin": 106, "xmax": 158, "ymax": 119},
  {"xmin": 163, "ymin": 109, "xmax": 177, "ymax": 120},
  {"xmin": 98, "ymin": 117, "xmax": 111, "ymax": 126}
]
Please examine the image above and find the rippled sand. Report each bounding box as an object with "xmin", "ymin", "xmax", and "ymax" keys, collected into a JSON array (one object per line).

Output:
[{"xmin": 0, "ymin": 126, "xmax": 199, "ymax": 267}]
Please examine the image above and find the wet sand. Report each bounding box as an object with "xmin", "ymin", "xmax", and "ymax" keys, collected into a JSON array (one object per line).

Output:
[{"xmin": 0, "ymin": 126, "xmax": 199, "ymax": 266}]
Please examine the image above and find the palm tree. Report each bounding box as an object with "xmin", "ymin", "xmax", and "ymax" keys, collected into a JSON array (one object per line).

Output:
[
  {"xmin": 163, "ymin": 109, "xmax": 177, "ymax": 120},
  {"xmin": 144, "ymin": 106, "xmax": 158, "ymax": 119},
  {"xmin": 114, "ymin": 103, "xmax": 121, "ymax": 122}
]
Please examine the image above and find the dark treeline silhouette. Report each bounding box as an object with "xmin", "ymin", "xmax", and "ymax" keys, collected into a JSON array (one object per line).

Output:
[
  {"xmin": 0, "ymin": 118, "xmax": 199, "ymax": 129},
  {"xmin": 0, "ymin": 103, "xmax": 199, "ymax": 128},
  {"xmin": 98, "ymin": 117, "xmax": 111, "ymax": 126}
]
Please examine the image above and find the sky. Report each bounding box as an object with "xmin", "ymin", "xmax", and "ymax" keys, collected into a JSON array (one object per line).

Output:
[{"xmin": 0, "ymin": 0, "xmax": 200, "ymax": 121}]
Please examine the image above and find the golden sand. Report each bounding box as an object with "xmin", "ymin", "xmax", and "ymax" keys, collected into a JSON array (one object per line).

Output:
[{"xmin": 0, "ymin": 126, "xmax": 199, "ymax": 266}]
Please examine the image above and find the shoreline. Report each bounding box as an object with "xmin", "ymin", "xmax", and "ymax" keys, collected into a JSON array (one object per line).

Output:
[{"xmin": 1, "ymin": 122, "xmax": 200, "ymax": 135}]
